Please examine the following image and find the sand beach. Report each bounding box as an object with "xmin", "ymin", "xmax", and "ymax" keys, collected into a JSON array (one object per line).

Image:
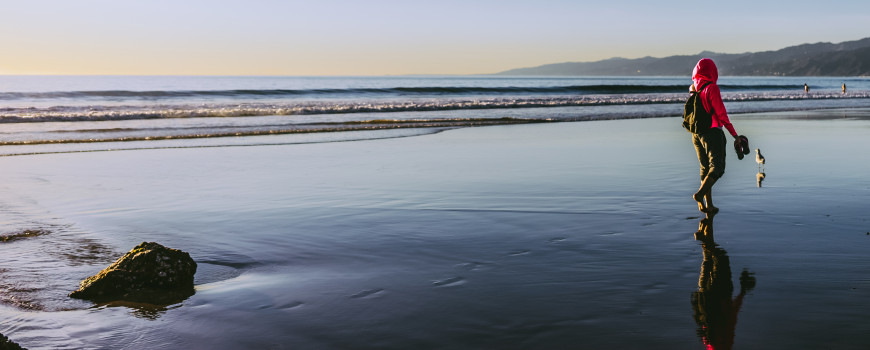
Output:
[{"xmin": 1, "ymin": 109, "xmax": 869, "ymax": 349}]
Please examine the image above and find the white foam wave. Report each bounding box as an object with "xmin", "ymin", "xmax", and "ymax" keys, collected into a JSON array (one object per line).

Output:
[{"xmin": 1, "ymin": 92, "xmax": 868, "ymax": 123}]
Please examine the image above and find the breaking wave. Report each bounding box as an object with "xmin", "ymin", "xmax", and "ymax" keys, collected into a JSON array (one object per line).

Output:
[
  {"xmin": 0, "ymin": 83, "xmax": 807, "ymax": 100},
  {"xmin": 1, "ymin": 91, "xmax": 869, "ymax": 123}
]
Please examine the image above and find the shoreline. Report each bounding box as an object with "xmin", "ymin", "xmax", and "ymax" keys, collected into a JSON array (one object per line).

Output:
[{"xmin": 1, "ymin": 106, "xmax": 869, "ymax": 158}]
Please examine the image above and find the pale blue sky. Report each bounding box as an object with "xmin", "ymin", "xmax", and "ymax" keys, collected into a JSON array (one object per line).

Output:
[{"xmin": 0, "ymin": 0, "xmax": 868, "ymax": 75}]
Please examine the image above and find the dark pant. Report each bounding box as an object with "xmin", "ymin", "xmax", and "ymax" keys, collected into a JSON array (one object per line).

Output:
[{"xmin": 693, "ymin": 127, "xmax": 726, "ymax": 181}]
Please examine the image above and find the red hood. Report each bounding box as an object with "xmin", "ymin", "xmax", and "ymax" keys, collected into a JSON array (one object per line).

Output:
[{"xmin": 693, "ymin": 58, "xmax": 718, "ymax": 90}]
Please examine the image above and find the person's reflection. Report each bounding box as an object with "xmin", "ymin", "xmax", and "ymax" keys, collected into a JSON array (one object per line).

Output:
[
  {"xmin": 756, "ymin": 171, "xmax": 766, "ymax": 188},
  {"xmin": 691, "ymin": 213, "xmax": 756, "ymax": 350}
]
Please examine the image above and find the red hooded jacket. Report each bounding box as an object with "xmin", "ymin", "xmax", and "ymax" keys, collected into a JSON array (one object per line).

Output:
[{"xmin": 692, "ymin": 59, "xmax": 737, "ymax": 137}]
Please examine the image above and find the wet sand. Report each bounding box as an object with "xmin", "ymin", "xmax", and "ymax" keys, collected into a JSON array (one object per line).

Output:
[{"xmin": 1, "ymin": 109, "xmax": 869, "ymax": 349}]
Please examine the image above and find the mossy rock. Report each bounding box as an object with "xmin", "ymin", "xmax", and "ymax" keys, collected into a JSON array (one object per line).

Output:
[
  {"xmin": 0, "ymin": 332, "xmax": 25, "ymax": 350},
  {"xmin": 70, "ymin": 242, "xmax": 197, "ymax": 304}
]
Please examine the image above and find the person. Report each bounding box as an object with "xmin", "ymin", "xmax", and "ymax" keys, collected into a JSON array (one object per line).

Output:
[
  {"xmin": 690, "ymin": 58, "xmax": 740, "ymax": 214},
  {"xmin": 804, "ymin": 83, "xmax": 809, "ymax": 94},
  {"xmin": 843, "ymin": 83, "xmax": 847, "ymax": 94}
]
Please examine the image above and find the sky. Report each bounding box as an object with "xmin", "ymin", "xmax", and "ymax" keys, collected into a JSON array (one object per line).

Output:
[{"xmin": 0, "ymin": 0, "xmax": 868, "ymax": 76}]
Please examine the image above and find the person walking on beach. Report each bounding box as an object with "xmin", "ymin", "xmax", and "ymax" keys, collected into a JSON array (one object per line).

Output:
[
  {"xmin": 804, "ymin": 83, "xmax": 809, "ymax": 94},
  {"xmin": 690, "ymin": 58, "xmax": 740, "ymax": 214},
  {"xmin": 843, "ymin": 83, "xmax": 847, "ymax": 94}
]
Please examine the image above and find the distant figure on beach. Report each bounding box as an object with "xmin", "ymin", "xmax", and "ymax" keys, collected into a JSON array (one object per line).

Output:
[
  {"xmin": 804, "ymin": 83, "xmax": 809, "ymax": 94},
  {"xmin": 843, "ymin": 83, "xmax": 847, "ymax": 94},
  {"xmin": 692, "ymin": 214, "xmax": 756, "ymax": 350},
  {"xmin": 690, "ymin": 59, "xmax": 741, "ymax": 214}
]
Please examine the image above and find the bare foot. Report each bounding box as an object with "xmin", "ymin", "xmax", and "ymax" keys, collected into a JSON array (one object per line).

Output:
[
  {"xmin": 693, "ymin": 192, "xmax": 706, "ymax": 212},
  {"xmin": 703, "ymin": 206, "xmax": 719, "ymax": 215}
]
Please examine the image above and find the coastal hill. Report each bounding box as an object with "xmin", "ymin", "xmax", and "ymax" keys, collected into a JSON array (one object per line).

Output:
[{"xmin": 496, "ymin": 37, "xmax": 870, "ymax": 76}]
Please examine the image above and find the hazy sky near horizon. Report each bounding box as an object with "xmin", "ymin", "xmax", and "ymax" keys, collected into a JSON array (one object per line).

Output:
[{"xmin": 1, "ymin": 0, "xmax": 868, "ymax": 76}]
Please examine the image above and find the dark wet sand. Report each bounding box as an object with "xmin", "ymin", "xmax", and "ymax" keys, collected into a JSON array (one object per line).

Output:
[{"xmin": 1, "ymin": 109, "xmax": 869, "ymax": 349}]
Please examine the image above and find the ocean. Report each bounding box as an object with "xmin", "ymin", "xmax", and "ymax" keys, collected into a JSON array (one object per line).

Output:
[{"xmin": 1, "ymin": 75, "xmax": 869, "ymax": 156}]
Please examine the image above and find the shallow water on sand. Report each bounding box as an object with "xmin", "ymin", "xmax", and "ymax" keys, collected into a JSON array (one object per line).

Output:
[{"xmin": 1, "ymin": 112, "xmax": 870, "ymax": 349}]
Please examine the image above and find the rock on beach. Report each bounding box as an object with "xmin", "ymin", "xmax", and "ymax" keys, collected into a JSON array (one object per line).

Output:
[
  {"xmin": 69, "ymin": 242, "xmax": 197, "ymax": 304},
  {"xmin": 0, "ymin": 332, "xmax": 25, "ymax": 350}
]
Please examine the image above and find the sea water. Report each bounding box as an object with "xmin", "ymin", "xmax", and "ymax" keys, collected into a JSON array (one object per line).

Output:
[{"xmin": 1, "ymin": 75, "xmax": 869, "ymax": 155}]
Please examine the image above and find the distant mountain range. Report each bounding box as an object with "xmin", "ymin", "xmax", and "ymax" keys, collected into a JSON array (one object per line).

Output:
[{"xmin": 496, "ymin": 37, "xmax": 870, "ymax": 76}]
